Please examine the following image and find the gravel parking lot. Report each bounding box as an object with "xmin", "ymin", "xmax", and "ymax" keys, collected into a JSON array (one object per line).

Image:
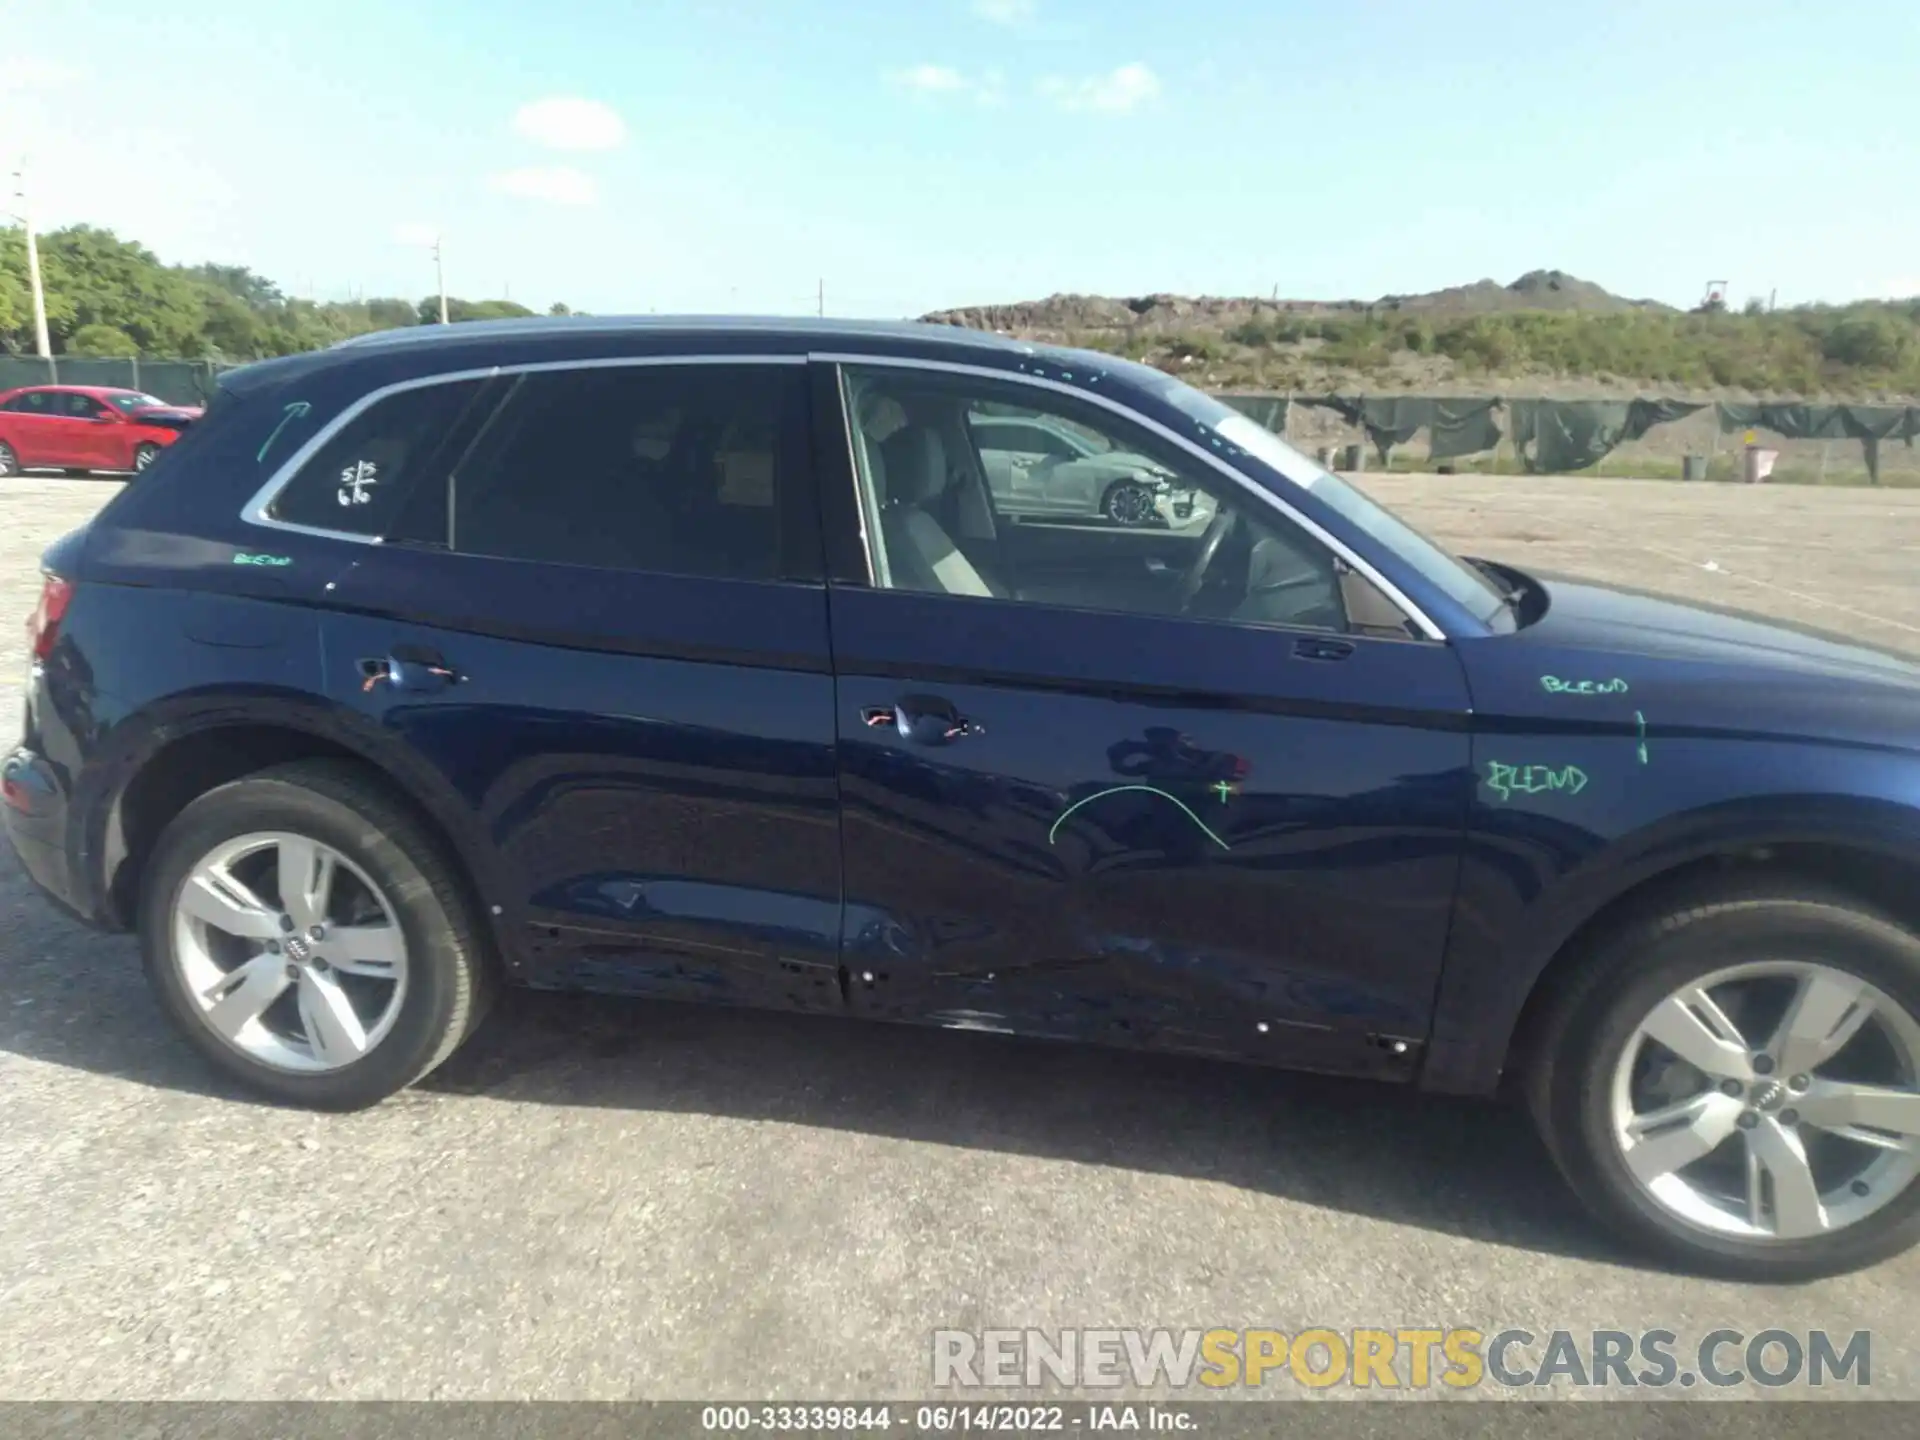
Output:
[{"xmin": 3, "ymin": 473, "xmax": 1919, "ymax": 1403}]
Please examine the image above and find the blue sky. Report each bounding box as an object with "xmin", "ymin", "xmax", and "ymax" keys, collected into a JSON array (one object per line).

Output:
[{"xmin": 3, "ymin": 0, "xmax": 1916, "ymax": 316}]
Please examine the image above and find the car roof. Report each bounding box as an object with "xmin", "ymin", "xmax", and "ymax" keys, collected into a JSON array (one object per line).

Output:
[
  {"xmin": 0, "ymin": 384, "xmax": 147, "ymax": 398},
  {"xmin": 329, "ymin": 313, "xmax": 1039, "ymax": 355}
]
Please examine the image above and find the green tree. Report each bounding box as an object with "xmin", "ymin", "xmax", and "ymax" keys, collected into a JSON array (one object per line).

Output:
[
  {"xmin": 37, "ymin": 226, "xmax": 208, "ymax": 354},
  {"xmin": 416, "ymin": 297, "xmax": 537, "ymax": 325},
  {"xmin": 1817, "ymin": 313, "xmax": 1912, "ymax": 371},
  {"xmin": 364, "ymin": 297, "xmax": 417, "ymax": 330},
  {"xmin": 187, "ymin": 264, "xmax": 285, "ymax": 310},
  {"xmin": 67, "ymin": 322, "xmax": 140, "ymax": 356}
]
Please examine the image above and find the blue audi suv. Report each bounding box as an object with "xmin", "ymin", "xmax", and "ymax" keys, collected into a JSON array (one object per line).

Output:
[{"xmin": 9, "ymin": 316, "xmax": 1920, "ymax": 1282}]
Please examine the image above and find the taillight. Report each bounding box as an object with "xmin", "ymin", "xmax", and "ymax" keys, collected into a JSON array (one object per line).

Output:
[{"xmin": 27, "ymin": 574, "xmax": 73, "ymax": 662}]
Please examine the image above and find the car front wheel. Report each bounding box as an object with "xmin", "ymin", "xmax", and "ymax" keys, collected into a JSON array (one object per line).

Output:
[
  {"xmin": 1102, "ymin": 479, "xmax": 1156, "ymax": 526},
  {"xmin": 133, "ymin": 442, "xmax": 161, "ymax": 473},
  {"xmin": 1529, "ymin": 881, "xmax": 1920, "ymax": 1280},
  {"xmin": 139, "ymin": 759, "xmax": 493, "ymax": 1110}
]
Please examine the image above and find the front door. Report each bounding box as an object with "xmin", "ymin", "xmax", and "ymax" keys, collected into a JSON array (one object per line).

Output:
[
  {"xmin": 59, "ymin": 392, "xmax": 121, "ymax": 470},
  {"xmin": 822, "ymin": 360, "xmax": 1474, "ymax": 1074},
  {"xmin": 276, "ymin": 355, "xmax": 845, "ymax": 1011}
]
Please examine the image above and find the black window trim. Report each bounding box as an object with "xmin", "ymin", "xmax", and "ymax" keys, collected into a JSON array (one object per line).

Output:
[
  {"xmin": 813, "ymin": 351, "xmax": 1444, "ymax": 642},
  {"xmin": 239, "ymin": 353, "xmax": 809, "ymax": 545}
]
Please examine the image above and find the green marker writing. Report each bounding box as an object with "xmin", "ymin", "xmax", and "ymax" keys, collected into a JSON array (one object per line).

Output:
[
  {"xmin": 1485, "ymin": 761, "xmax": 1589, "ymax": 803},
  {"xmin": 256, "ymin": 400, "xmax": 312, "ymax": 463},
  {"xmin": 1050, "ymin": 785, "xmax": 1230, "ymax": 850},
  {"xmin": 1541, "ymin": 676, "xmax": 1629, "ymax": 696}
]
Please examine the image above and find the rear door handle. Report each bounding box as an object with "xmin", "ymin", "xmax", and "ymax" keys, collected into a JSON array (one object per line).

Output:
[
  {"xmin": 862, "ymin": 695, "xmax": 983, "ymax": 746},
  {"xmin": 1293, "ymin": 637, "xmax": 1355, "ymax": 662}
]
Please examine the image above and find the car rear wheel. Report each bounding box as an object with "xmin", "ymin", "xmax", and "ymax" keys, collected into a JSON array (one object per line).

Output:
[
  {"xmin": 1102, "ymin": 479, "xmax": 1156, "ymax": 526},
  {"xmin": 139, "ymin": 759, "xmax": 493, "ymax": 1110},
  {"xmin": 1528, "ymin": 881, "xmax": 1920, "ymax": 1280},
  {"xmin": 133, "ymin": 442, "xmax": 161, "ymax": 473},
  {"xmin": 0, "ymin": 442, "xmax": 19, "ymax": 477}
]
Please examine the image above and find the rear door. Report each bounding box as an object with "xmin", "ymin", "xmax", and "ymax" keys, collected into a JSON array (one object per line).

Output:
[
  {"xmin": 260, "ymin": 355, "xmax": 845, "ymax": 1011},
  {"xmin": 818, "ymin": 358, "xmax": 1475, "ymax": 1074},
  {"xmin": 1, "ymin": 389, "xmax": 64, "ymax": 466}
]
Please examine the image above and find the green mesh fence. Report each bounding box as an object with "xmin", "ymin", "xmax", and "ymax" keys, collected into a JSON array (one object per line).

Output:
[{"xmin": 0, "ymin": 355, "xmax": 238, "ymax": 406}]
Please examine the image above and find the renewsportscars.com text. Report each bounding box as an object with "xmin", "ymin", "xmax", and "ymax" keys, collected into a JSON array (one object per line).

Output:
[{"xmin": 932, "ymin": 1327, "xmax": 1872, "ymax": 1391}]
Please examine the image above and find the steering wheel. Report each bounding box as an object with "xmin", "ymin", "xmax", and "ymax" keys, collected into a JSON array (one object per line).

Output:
[{"xmin": 1176, "ymin": 507, "xmax": 1238, "ymax": 613}]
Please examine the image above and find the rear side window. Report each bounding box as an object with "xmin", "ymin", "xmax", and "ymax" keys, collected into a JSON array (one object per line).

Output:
[
  {"xmin": 447, "ymin": 363, "xmax": 808, "ymax": 580},
  {"xmin": 265, "ymin": 379, "xmax": 488, "ymax": 536},
  {"xmin": 2, "ymin": 390, "xmax": 53, "ymax": 413}
]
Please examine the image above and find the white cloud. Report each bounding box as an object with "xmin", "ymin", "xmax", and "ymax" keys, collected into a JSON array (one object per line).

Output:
[
  {"xmin": 487, "ymin": 166, "xmax": 600, "ymax": 206},
  {"xmin": 510, "ymin": 97, "xmax": 627, "ymax": 152},
  {"xmin": 393, "ymin": 222, "xmax": 440, "ymax": 247},
  {"xmin": 889, "ymin": 64, "xmax": 970, "ymax": 95},
  {"xmin": 1038, "ymin": 62, "xmax": 1162, "ymax": 113},
  {"xmin": 972, "ymin": 0, "xmax": 1035, "ymax": 23},
  {"xmin": 886, "ymin": 64, "xmax": 1008, "ymax": 106}
]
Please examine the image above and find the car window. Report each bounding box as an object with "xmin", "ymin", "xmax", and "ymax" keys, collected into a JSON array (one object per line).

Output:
[
  {"xmin": 263, "ymin": 379, "xmax": 490, "ymax": 537},
  {"xmin": 971, "ymin": 420, "xmax": 1077, "ymax": 459},
  {"xmin": 447, "ymin": 363, "xmax": 804, "ymax": 581},
  {"xmin": 61, "ymin": 394, "xmax": 109, "ymax": 419},
  {"xmin": 4, "ymin": 390, "xmax": 53, "ymax": 414},
  {"xmin": 842, "ymin": 364, "xmax": 1396, "ymax": 636}
]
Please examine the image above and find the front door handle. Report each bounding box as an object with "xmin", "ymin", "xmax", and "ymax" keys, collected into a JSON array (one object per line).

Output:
[
  {"xmin": 1293, "ymin": 637, "xmax": 1355, "ymax": 662},
  {"xmin": 862, "ymin": 695, "xmax": 983, "ymax": 746},
  {"xmin": 361, "ymin": 645, "xmax": 464, "ymax": 694}
]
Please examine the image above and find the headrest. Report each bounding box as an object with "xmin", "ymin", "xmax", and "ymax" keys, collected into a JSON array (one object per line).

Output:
[{"xmin": 878, "ymin": 426, "xmax": 946, "ymax": 507}]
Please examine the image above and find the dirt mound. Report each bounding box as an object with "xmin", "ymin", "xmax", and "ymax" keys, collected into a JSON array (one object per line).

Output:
[
  {"xmin": 1379, "ymin": 269, "xmax": 1670, "ymax": 314},
  {"xmin": 922, "ymin": 271, "xmax": 1664, "ymax": 333}
]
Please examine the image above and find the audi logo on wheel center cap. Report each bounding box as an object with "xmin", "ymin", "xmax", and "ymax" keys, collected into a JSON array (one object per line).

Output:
[
  {"xmin": 284, "ymin": 937, "xmax": 312, "ymax": 963},
  {"xmin": 1751, "ymin": 1079, "xmax": 1785, "ymax": 1110}
]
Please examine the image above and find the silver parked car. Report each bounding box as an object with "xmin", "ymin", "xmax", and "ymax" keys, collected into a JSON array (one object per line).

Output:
[{"xmin": 968, "ymin": 411, "xmax": 1195, "ymax": 526}]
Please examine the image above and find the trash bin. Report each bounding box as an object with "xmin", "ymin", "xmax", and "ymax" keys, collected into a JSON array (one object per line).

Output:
[
  {"xmin": 1681, "ymin": 454, "xmax": 1708, "ymax": 482},
  {"xmin": 1338, "ymin": 443, "xmax": 1366, "ymax": 473},
  {"xmin": 1743, "ymin": 446, "xmax": 1779, "ymax": 484}
]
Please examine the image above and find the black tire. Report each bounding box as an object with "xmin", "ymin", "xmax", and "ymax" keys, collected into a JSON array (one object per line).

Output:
[
  {"xmin": 0, "ymin": 442, "xmax": 16, "ymax": 477},
  {"xmin": 1101, "ymin": 479, "xmax": 1154, "ymax": 526},
  {"xmin": 133, "ymin": 442, "xmax": 161, "ymax": 473},
  {"xmin": 139, "ymin": 759, "xmax": 495, "ymax": 1110},
  {"xmin": 1527, "ymin": 879, "xmax": 1920, "ymax": 1281}
]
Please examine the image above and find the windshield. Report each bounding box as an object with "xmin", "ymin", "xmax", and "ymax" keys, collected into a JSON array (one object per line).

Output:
[
  {"xmin": 1114, "ymin": 362, "xmax": 1511, "ymax": 626},
  {"xmin": 105, "ymin": 391, "xmax": 170, "ymax": 412}
]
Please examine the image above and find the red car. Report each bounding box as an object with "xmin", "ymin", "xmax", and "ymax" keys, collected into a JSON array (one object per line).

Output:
[{"xmin": 0, "ymin": 384, "xmax": 204, "ymax": 478}]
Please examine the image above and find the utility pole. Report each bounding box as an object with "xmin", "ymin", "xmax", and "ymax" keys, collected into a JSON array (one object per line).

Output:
[
  {"xmin": 817, "ymin": 277, "xmax": 824, "ymax": 317},
  {"xmin": 433, "ymin": 236, "xmax": 449, "ymax": 324},
  {"xmin": 9, "ymin": 159, "xmax": 53, "ymax": 361}
]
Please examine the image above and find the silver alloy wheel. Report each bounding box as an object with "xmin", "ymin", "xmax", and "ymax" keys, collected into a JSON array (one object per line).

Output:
[
  {"xmin": 1610, "ymin": 960, "xmax": 1920, "ymax": 1241},
  {"xmin": 0, "ymin": 444, "xmax": 16, "ymax": 477},
  {"xmin": 134, "ymin": 444, "xmax": 158, "ymax": 471},
  {"xmin": 1105, "ymin": 481, "xmax": 1155, "ymax": 526},
  {"xmin": 171, "ymin": 831, "xmax": 409, "ymax": 1073}
]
